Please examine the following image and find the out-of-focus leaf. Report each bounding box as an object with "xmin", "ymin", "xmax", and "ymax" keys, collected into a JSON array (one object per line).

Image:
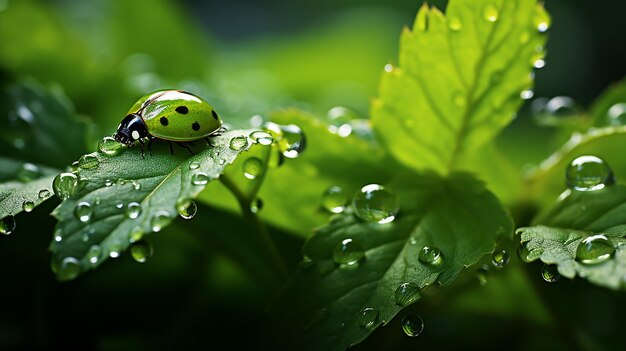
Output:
[
  {"xmin": 371, "ymin": 0, "xmax": 548, "ymax": 175},
  {"xmin": 50, "ymin": 129, "xmax": 261, "ymax": 281},
  {"xmin": 262, "ymin": 173, "xmax": 512, "ymax": 350},
  {"xmin": 590, "ymin": 78, "xmax": 626, "ymax": 127},
  {"xmin": 0, "ymin": 157, "xmax": 57, "ymax": 219}
]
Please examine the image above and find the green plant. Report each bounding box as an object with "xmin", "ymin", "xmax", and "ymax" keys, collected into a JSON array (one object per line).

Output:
[{"xmin": 2, "ymin": 0, "xmax": 626, "ymax": 350}]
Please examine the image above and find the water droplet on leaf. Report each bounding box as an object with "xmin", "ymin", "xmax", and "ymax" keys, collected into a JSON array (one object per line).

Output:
[
  {"xmin": 53, "ymin": 172, "xmax": 79, "ymax": 200},
  {"xmin": 126, "ymin": 202, "xmax": 142, "ymax": 219},
  {"xmin": 322, "ymin": 186, "xmax": 348, "ymax": 214},
  {"xmin": 78, "ymin": 154, "xmax": 99, "ymax": 169},
  {"xmin": 352, "ymin": 184, "xmax": 399, "ymax": 224},
  {"xmin": 491, "ymin": 249, "xmax": 509, "ymax": 268},
  {"xmin": 250, "ymin": 198, "xmax": 263, "ymax": 213},
  {"xmin": 418, "ymin": 246, "xmax": 443, "ymax": 265},
  {"xmin": 0, "ymin": 216, "xmax": 16, "ymax": 235},
  {"xmin": 17, "ymin": 163, "xmax": 43, "ymax": 182},
  {"xmin": 151, "ymin": 211, "xmax": 171, "ymax": 232},
  {"xmin": 243, "ymin": 157, "xmax": 263, "ymax": 180},
  {"xmin": 189, "ymin": 161, "xmax": 200, "ymax": 170},
  {"xmin": 229, "ymin": 136, "xmax": 249, "ymax": 150},
  {"xmin": 483, "ymin": 3, "xmax": 499, "ymax": 22},
  {"xmin": 566, "ymin": 155, "xmax": 613, "ymax": 191},
  {"xmin": 38, "ymin": 189, "xmax": 50, "ymax": 199},
  {"xmin": 333, "ymin": 238, "xmax": 364, "ymax": 267},
  {"xmin": 176, "ymin": 198, "xmax": 197, "ymax": 220},
  {"xmin": 542, "ymin": 264, "xmax": 560, "ymax": 283},
  {"xmin": 58, "ymin": 257, "xmax": 81, "ymax": 281},
  {"xmin": 130, "ymin": 240, "xmax": 153, "ymax": 263},
  {"xmin": 74, "ymin": 201, "xmax": 93, "ymax": 222},
  {"xmin": 98, "ymin": 136, "xmax": 123, "ymax": 156},
  {"xmin": 191, "ymin": 172, "xmax": 210, "ymax": 185},
  {"xmin": 607, "ymin": 103, "xmax": 626, "ymax": 126},
  {"xmin": 276, "ymin": 124, "xmax": 306, "ymax": 159},
  {"xmin": 249, "ymin": 131, "xmax": 273, "ymax": 146},
  {"xmin": 477, "ymin": 265, "xmax": 489, "ymax": 286},
  {"xmin": 87, "ymin": 245, "xmax": 101, "ymax": 265},
  {"xmin": 359, "ymin": 308, "xmax": 379, "ymax": 329},
  {"xmin": 576, "ymin": 234, "xmax": 615, "ymax": 264},
  {"xmin": 22, "ymin": 200, "xmax": 34, "ymax": 212},
  {"xmin": 395, "ymin": 282, "xmax": 421, "ymax": 306},
  {"xmin": 401, "ymin": 314, "xmax": 424, "ymax": 337}
]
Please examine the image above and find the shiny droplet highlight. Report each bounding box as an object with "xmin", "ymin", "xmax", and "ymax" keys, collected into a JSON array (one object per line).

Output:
[{"xmin": 352, "ymin": 184, "xmax": 399, "ymax": 224}]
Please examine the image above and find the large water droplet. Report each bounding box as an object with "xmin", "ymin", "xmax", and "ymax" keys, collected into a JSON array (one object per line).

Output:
[
  {"xmin": 352, "ymin": 184, "xmax": 399, "ymax": 224},
  {"xmin": 78, "ymin": 154, "xmax": 99, "ymax": 170},
  {"xmin": 151, "ymin": 211, "xmax": 171, "ymax": 232},
  {"xmin": 401, "ymin": 314, "xmax": 424, "ymax": 337},
  {"xmin": 359, "ymin": 307, "xmax": 379, "ymax": 329},
  {"xmin": 126, "ymin": 202, "xmax": 142, "ymax": 219},
  {"xmin": 491, "ymin": 249, "xmax": 509, "ymax": 268},
  {"xmin": 333, "ymin": 238, "xmax": 365, "ymax": 267},
  {"xmin": 98, "ymin": 136, "xmax": 123, "ymax": 156},
  {"xmin": 130, "ymin": 240, "xmax": 153, "ymax": 263},
  {"xmin": 322, "ymin": 186, "xmax": 348, "ymax": 214},
  {"xmin": 176, "ymin": 198, "xmax": 197, "ymax": 220},
  {"xmin": 483, "ymin": 3, "xmax": 499, "ymax": 22},
  {"xmin": 229, "ymin": 136, "xmax": 249, "ymax": 151},
  {"xmin": 395, "ymin": 282, "xmax": 422, "ymax": 306},
  {"xmin": 87, "ymin": 245, "xmax": 101, "ymax": 265},
  {"xmin": 607, "ymin": 103, "xmax": 626, "ymax": 126},
  {"xmin": 243, "ymin": 157, "xmax": 263, "ymax": 180},
  {"xmin": 0, "ymin": 216, "xmax": 16, "ymax": 235},
  {"xmin": 57, "ymin": 257, "xmax": 80, "ymax": 281},
  {"xmin": 565, "ymin": 155, "xmax": 614, "ymax": 191},
  {"xmin": 418, "ymin": 246, "xmax": 443, "ymax": 266},
  {"xmin": 22, "ymin": 200, "xmax": 34, "ymax": 212},
  {"xmin": 38, "ymin": 189, "xmax": 51, "ymax": 199},
  {"xmin": 575, "ymin": 234, "xmax": 615, "ymax": 264},
  {"xmin": 189, "ymin": 161, "xmax": 200, "ymax": 170},
  {"xmin": 542, "ymin": 264, "xmax": 560, "ymax": 283},
  {"xmin": 17, "ymin": 163, "xmax": 43, "ymax": 182},
  {"xmin": 249, "ymin": 131, "xmax": 273, "ymax": 146},
  {"xmin": 277, "ymin": 124, "xmax": 306, "ymax": 159},
  {"xmin": 191, "ymin": 172, "xmax": 210, "ymax": 185},
  {"xmin": 53, "ymin": 172, "xmax": 79, "ymax": 200},
  {"xmin": 74, "ymin": 201, "xmax": 93, "ymax": 222}
]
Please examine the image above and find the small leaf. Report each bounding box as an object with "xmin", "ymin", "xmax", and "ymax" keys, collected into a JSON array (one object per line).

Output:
[
  {"xmin": 371, "ymin": 0, "xmax": 548, "ymax": 174},
  {"xmin": 0, "ymin": 157, "xmax": 57, "ymax": 219},
  {"xmin": 518, "ymin": 184, "xmax": 626, "ymax": 290},
  {"xmin": 50, "ymin": 129, "xmax": 260, "ymax": 281},
  {"xmin": 262, "ymin": 173, "xmax": 512, "ymax": 350}
]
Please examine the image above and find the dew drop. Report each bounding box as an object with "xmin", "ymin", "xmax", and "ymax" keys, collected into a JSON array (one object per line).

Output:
[
  {"xmin": 542, "ymin": 264, "xmax": 560, "ymax": 283},
  {"xmin": 191, "ymin": 172, "xmax": 210, "ymax": 185},
  {"xmin": 491, "ymin": 249, "xmax": 509, "ymax": 268},
  {"xmin": 74, "ymin": 201, "xmax": 93, "ymax": 222},
  {"xmin": 384, "ymin": 64, "xmax": 394, "ymax": 73},
  {"xmin": 483, "ymin": 3, "xmax": 499, "ymax": 22},
  {"xmin": 126, "ymin": 202, "xmax": 142, "ymax": 219},
  {"xmin": 22, "ymin": 200, "xmax": 34, "ymax": 212},
  {"xmin": 477, "ymin": 265, "xmax": 489, "ymax": 286},
  {"xmin": 78, "ymin": 153, "xmax": 99, "ymax": 169},
  {"xmin": 129, "ymin": 226, "xmax": 144, "ymax": 243},
  {"xmin": 352, "ymin": 184, "xmax": 399, "ymax": 224},
  {"xmin": 105, "ymin": 179, "xmax": 113, "ymax": 187},
  {"xmin": 115, "ymin": 201, "xmax": 124, "ymax": 209},
  {"xmin": 394, "ymin": 282, "xmax": 422, "ymax": 306},
  {"xmin": 151, "ymin": 211, "xmax": 171, "ymax": 232},
  {"xmin": 401, "ymin": 314, "xmax": 424, "ymax": 337},
  {"xmin": 243, "ymin": 157, "xmax": 264, "ymax": 180},
  {"xmin": 249, "ymin": 131, "xmax": 273, "ymax": 146},
  {"xmin": 448, "ymin": 16, "xmax": 462, "ymax": 31},
  {"xmin": 322, "ymin": 186, "xmax": 348, "ymax": 214},
  {"xmin": 359, "ymin": 308, "xmax": 379, "ymax": 329},
  {"xmin": 109, "ymin": 243, "xmax": 121, "ymax": 258},
  {"xmin": 534, "ymin": 10, "xmax": 551, "ymax": 33},
  {"xmin": 333, "ymin": 238, "xmax": 365, "ymax": 267},
  {"xmin": 52, "ymin": 172, "xmax": 79, "ymax": 200},
  {"xmin": 130, "ymin": 240, "xmax": 153, "ymax": 263},
  {"xmin": 607, "ymin": 103, "xmax": 626, "ymax": 126},
  {"xmin": 98, "ymin": 136, "xmax": 123, "ymax": 156},
  {"xmin": 176, "ymin": 198, "xmax": 197, "ymax": 220},
  {"xmin": 229, "ymin": 135, "xmax": 249, "ymax": 150},
  {"xmin": 38, "ymin": 189, "xmax": 51, "ymax": 199},
  {"xmin": 575, "ymin": 234, "xmax": 615, "ymax": 264},
  {"xmin": 87, "ymin": 245, "xmax": 101, "ymax": 265},
  {"xmin": 418, "ymin": 246, "xmax": 443, "ymax": 265},
  {"xmin": 517, "ymin": 243, "xmax": 533, "ymax": 263},
  {"xmin": 0, "ymin": 215, "xmax": 16, "ymax": 235},
  {"xmin": 565, "ymin": 155, "xmax": 614, "ymax": 191},
  {"xmin": 250, "ymin": 198, "xmax": 263, "ymax": 213},
  {"xmin": 17, "ymin": 163, "xmax": 43, "ymax": 182},
  {"xmin": 57, "ymin": 257, "xmax": 81, "ymax": 281},
  {"xmin": 276, "ymin": 124, "xmax": 306, "ymax": 159},
  {"xmin": 189, "ymin": 161, "xmax": 200, "ymax": 170},
  {"xmin": 520, "ymin": 89, "xmax": 534, "ymax": 100},
  {"xmin": 546, "ymin": 96, "xmax": 581, "ymax": 118}
]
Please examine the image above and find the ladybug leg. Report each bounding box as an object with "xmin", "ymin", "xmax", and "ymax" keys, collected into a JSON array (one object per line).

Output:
[
  {"xmin": 147, "ymin": 136, "xmax": 157, "ymax": 156},
  {"xmin": 168, "ymin": 141, "xmax": 174, "ymax": 155},
  {"xmin": 177, "ymin": 142, "xmax": 196, "ymax": 155},
  {"xmin": 138, "ymin": 139, "xmax": 146, "ymax": 159}
]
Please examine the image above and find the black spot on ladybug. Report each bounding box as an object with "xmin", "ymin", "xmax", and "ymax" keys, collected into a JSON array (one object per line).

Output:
[
  {"xmin": 192, "ymin": 121, "xmax": 200, "ymax": 131},
  {"xmin": 175, "ymin": 106, "xmax": 189, "ymax": 114},
  {"xmin": 212, "ymin": 110, "xmax": 218, "ymax": 120},
  {"xmin": 160, "ymin": 117, "xmax": 169, "ymax": 126}
]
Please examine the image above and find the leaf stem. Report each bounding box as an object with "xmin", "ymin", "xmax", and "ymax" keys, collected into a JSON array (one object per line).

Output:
[{"xmin": 219, "ymin": 172, "xmax": 289, "ymax": 281}]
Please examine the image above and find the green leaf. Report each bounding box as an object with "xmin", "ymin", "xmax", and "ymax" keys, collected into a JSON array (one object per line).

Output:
[
  {"xmin": 526, "ymin": 126, "xmax": 626, "ymax": 205},
  {"xmin": 371, "ymin": 0, "xmax": 548, "ymax": 175},
  {"xmin": 518, "ymin": 184, "xmax": 626, "ymax": 290},
  {"xmin": 590, "ymin": 78, "xmax": 626, "ymax": 127},
  {"xmin": 262, "ymin": 173, "xmax": 512, "ymax": 350},
  {"xmin": 0, "ymin": 157, "xmax": 57, "ymax": 219},
  {"xmin": 199, "ymin": 109, "xmax": 394, "ymax": 237},
  {"xmin": 50, "ymin": 129, "xmax": 261, "ymax": 281}
]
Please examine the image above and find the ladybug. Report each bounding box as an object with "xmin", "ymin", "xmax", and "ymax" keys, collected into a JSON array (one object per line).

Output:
[{"xmin": 114, "ymin": 90, "xmax": 224, "ymax": 155}]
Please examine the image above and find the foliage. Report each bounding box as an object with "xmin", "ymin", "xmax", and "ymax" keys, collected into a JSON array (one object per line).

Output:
[{"xmin": 2, "ymin": 0, "xmax": 626, "ymax": 350}]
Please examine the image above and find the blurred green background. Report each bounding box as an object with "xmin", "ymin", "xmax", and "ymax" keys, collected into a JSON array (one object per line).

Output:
[{"xmin": 1, "ymin": 0, "xmax": 625, "ymax": 349}]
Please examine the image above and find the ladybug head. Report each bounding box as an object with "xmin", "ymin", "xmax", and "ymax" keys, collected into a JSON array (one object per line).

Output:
[{"xmin": 114, "ymin": 114, "xmax": 149, "ymax": 146}]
